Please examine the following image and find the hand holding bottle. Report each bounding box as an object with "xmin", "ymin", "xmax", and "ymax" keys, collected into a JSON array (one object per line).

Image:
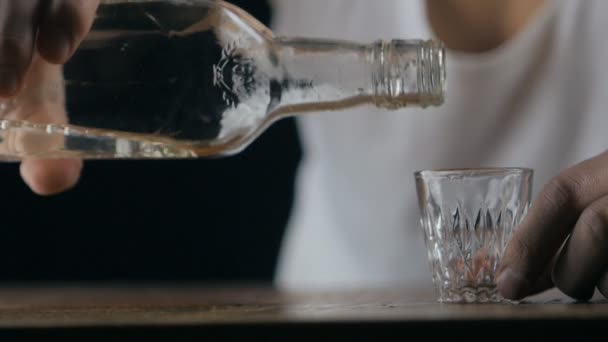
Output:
[
  {"xmin": 1, "ymin": 0, "xmax": 444, "ymax": 194},
  {"xmin": 0, "ymin": 0, "xmax": 98, "ymax": 195},
  {"xmin": 0, "ymin": 1, "xmax": 444, "ymax": 166}
]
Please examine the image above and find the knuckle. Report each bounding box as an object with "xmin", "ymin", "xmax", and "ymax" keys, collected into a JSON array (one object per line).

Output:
[
  {"xmin": 579, "ymin": 205, "xmax": 608, "ymax": 244},
  {"xmin": 0, "ymin": 1, "xmax": 37, "ymax": 56},
  {"xmin": 542, "ymin": 177, "xmax": 575, "ymax": 211},
  {"xmin": 543, "ymin": 172, "xmax": 589, "ymax": 213},
  {"xmin": 7, "ymin": 0, "xmax": 38, "ymax": 16},
  {"xmin": 507, "ymin": 232, "xmax": 534, "ymax": 266},
  {"xmin": 55, "ymin": 0, "xmax": 92, "ymax": 39},
  {"xmin": 0, "ymin": 37, "xmax": 32, "ymax": 66}
]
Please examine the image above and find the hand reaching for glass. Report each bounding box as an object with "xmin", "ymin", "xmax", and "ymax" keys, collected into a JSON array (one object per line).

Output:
[{"xmin": 498, "ymin": 151, "xmax": 608, "ymax": 301}]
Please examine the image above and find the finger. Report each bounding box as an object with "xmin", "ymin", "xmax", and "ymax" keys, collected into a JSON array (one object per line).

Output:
[
  {"xmin": 0, "ymin": 0, "xmax": 40, "ymax": 96},
  {"xmin": 527, "ymin": 272, "xmax": 554, "ymax": 297},
  {"xmin": 37, "ymin": 0, "xmax": 99, "ymax": 64},
  {"xmin": 552, "ymin": 195, "xmax": 608, "ymax": 300},
  {"xmin": 20, "ymin": 158, "xmax": 82, "ymax": 195},
  {"xmin": 527, "ymin": 255, "xmax": 557, "ymax": 296},
  {"xmin": 598, "ymin": 270, "xmax": 608, "ymax": 299},
  {"xmin": 498, "ymin": 151, "xmax": 608, "ymax": 300},
  {"xmin": 514, "ymin": 251, "xmax": 561, "ymax": 298},
  {"xmin": 13, "ymin": 55, "xmax": 83, "ymax": 195}
]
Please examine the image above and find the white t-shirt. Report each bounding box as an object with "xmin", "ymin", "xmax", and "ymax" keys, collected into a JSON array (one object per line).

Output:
[{"xmin": 270, "ymin": 0, "xmax": 608, "ymax": 291}]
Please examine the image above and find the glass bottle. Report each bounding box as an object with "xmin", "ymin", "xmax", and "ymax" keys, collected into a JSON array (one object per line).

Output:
[{"xmin": 0, "ymin": 0, "xmax": 446, "ymax": 160}]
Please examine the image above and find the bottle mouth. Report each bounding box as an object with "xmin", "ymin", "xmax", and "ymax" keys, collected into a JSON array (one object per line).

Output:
[
  {"xmin": 418, "ymin": 40, "xmax": 446, "ymax": 107},
  {"xmin": 372, "ymin": 39, "xmax": 446, "ymax": 109}
]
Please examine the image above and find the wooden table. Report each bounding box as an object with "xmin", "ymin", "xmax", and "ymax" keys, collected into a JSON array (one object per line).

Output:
[{"xmin": 0, "ymin": 284, "xmax": 605, "ymax": 339}]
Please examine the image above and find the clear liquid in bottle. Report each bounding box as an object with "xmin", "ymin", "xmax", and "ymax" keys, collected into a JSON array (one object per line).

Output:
[{"xmin": 0, "ymin": 0, "xmax": 446, "ymax": 160}]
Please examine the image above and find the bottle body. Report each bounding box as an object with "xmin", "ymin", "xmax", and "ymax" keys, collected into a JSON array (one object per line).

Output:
[{"xmin": 0, "ymin": 0, "xmax": 445, "ymax": 160}]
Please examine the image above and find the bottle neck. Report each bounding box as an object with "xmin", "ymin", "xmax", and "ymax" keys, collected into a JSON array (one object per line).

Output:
[
  {"xmin": 271, "ymin": 38, "xmax": 445, "ymax": 115},
  {"xmin": 370, "ymin": 39, "xmax": 446, "ymax": 109}
]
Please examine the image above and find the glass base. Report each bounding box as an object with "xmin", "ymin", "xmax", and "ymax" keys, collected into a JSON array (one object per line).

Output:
[{"xmin": 437, "ymin": 287, "xmax": 518, "ymax": 304}]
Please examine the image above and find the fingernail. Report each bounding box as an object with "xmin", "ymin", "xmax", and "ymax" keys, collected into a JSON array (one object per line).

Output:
[
  {"xmin": 51, "ymin": 28, "xmax": 76, "ymax": 62},
  {"xmin": 497, "ymin": 268, "xmax": 529, "ymax": 300},
  {"xmin": 55, "ymin": 37, "xmax": 72, "ymax": 62},
  {"xmin": 38, "ymin": 32, "xmax": 73, "ymax": 64},
  {"xmin": 0, "ymin": 70, "xmax": 19, "ymax": 96}
]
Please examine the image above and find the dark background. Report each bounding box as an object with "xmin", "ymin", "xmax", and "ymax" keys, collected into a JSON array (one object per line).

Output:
[{"xmin": 0, "ymin": 0, "xmax": 301, "ymax": 284}]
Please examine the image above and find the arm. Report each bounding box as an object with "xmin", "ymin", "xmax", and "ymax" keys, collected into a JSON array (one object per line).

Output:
[{"xmin": 425, "ymin": 0, "xmax": 546, "ymax": 53}]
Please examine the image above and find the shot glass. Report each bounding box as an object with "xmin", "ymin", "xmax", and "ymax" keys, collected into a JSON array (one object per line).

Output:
[{"xmin": 415, "ymin": 168, "xmax": 533, "ymax": 303}]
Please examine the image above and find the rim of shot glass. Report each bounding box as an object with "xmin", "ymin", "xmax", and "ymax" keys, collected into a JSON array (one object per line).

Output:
[{"xmin": 414, "ymin": 167, "xmax": 534, "ymax": 180}]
